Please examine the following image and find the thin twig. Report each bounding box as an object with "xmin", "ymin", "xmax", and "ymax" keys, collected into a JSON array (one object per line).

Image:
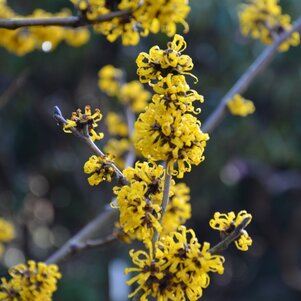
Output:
[
  {"xmin": 124, "ymin": 106, "xmax": 136, "ymax": 168},
  {"xmin": 53, "ymin": 106, "xmax": 128, "ymax": 185},
  {"xmin": 0, "ymin": 9, "xmax": 131, "ymax": 29},
  {"xmin": 0, "ymin": 70, "xmax": 29, "ymax": 109},
  {"xmin": 153, "ymin": 164, "xmax": 172, "ymax": 243},
  {"xmin": 46, "ymin": 206, "xmax": 118, "ymax": 264},
  {"xmin": 209, "ymin": 217, "xmax": 251, "ymax": 254},
  {"xmin": 58, "ymin": 234, "xmax": 116, "ymax": 261},
  {"xmin": 202, "ymin": 16, "xmax": 301, "ymax": 133}
]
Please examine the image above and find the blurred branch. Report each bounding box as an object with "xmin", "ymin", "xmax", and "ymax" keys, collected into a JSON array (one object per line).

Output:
[
  {"xmin": 0, "ymin": 70, "xmax": 29, "ymax": 109},
  {"xmin": 203, "ymin": 16, "xmax": 301, "ymax": 133},
  {"xmin": 209, "ymin": 217, "xmax": 251, "ymax": 254},
  {"xmin": 46, "ymin": 206, "xmax": 118, "ymax": 264},
  {"xmin": 0, "ymin": 9, "xmax": 131, "ymax": 29},
  {"xmin": 124, "ymin": 106, "xmax": 136, "ymax": 168}
]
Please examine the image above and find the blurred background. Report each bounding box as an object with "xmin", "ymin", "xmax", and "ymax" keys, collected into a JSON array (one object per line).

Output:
[{"xmin": 0, "ymin": 0, "xmax": 301, "ymax": 300}]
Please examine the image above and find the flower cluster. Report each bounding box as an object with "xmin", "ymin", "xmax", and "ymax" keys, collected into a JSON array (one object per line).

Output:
[
  {"xmin": 98, "ymin": 65, "xmax": 151, "ymax": 113},
  {"xmin": 209, "ymin": 210, "xmax": 253, "ymax": 251},
  {"xmin": 98, "ymin": 65, "xmax": 125, "ymax": 97},
  {"xmin": 227, "ymin": 94, "xmax": 255, "ymax": 117},
  {"xmin": 134, "ymin": 34, "xmax": 209, "ymax": 178},
  {"xmin": 113, "ymin": 161, "xmax": 166, "ymax": 242},
  {"xmin": 239, "ymin": 0, "xmax": 300, "ymax": 52},
  {"xmin": 71, "ymin": 0, "xmax": 190, "ymax": 45},
  {"xmin": 0, "ymin": 261, "xmax": 61, "ymax": 301},
  {"xmin": 126, "ymin": 226, "xmax": 225, "ymax": 301},
  {"xmin": 84, "ymin": 154, "xmax": 115, "ymax": 185},
  {"xmin": 105, "ymin": 112, "xmax": 128, "ymax": 137},
  {"xmin": 0, "ymin": 0, "xmax": 89, "ymax": 55},
  {"xmin": 63, "ymin": 105, "xmax": 104, "ymax": 141},
  {"xmin": 0, "ymin": 218, "xmax": 15, "ymax": 256}
]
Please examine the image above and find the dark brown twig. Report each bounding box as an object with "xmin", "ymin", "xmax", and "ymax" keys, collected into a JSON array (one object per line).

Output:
[
  {"xmin": 0, "ymin": 9, "xmax": 131, "ymax": 30},
  {"xmin": 209, "ymin": 217, "xmax": 251, "ymax": 254}
]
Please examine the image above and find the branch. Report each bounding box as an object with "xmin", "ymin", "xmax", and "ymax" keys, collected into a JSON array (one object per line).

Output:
[
  {"xmin": 0, "ymin": 70, "xmax": 29, "ymax": 109},
  {"xmin": 46, "ymin": 206, "xmax": 118, "ymax": 264},
  {"xmin": 202, "ymin": 16, "xmax": 301, "ymax": 133},
  {"xmin": 124, "ymin": 106, "xmax": 136, "ymax": 168},
  {"xmin": 47, "ymin": 17, "xmax": 301, "ymax": 267},
  {"xmin": 0, "ymin": 9, "xmax": 131, "ymax": 29},
  {"xmin": 209, "ymin": 217, "xmax": 251, "ymax": 254},
  {"xmin": 53, "ymin": 106, "xmax": 128, "ymax": 186},
  {"xmin": 153, "ymin": 163, "xmax": 172, "ymax": 243}
]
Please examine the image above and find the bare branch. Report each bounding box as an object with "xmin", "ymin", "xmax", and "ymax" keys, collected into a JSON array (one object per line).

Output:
[
  {"xmin": 203, "ymin": 16, "xmax": 301, "ymax": 133},
  {"xmin": 53, "ymin": 106, "xmax": 128, "ymax": 185},
  {"xmin": 0, "ymin": 9, "xmax": 131, "ymax": 29},
  {"xmin": 0, "ymin": 70, "xmax": 29, "ymax": 109},
  {"xmin": 153, "ymin": 163, "xmax": 171, "ymax": 244},
  {"xmin": 46, "ymin": 206, "xmax": 118, "ymax": 264},
  {"xmin": 209, "ymin": 217, "xmax": 251, "ymax": 254}
]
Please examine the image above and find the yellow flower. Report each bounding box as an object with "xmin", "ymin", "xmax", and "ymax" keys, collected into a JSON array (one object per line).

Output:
[
  {"xmin": 0, "ymin": 218, "xmax": 15, "ymax": 257},
  {"xmin": 134, "ymin": 100, "xmax": 209, "ymax": 178},
  {"xmin": 64, "ymin": 27, "xmax": 90, "ymax": 47},
  {"xmin": 209, "ymin": 210, "xmax": 253, "ymax": 251},
  {"xmin": 136, "ymin": 34, "xmax": 195, "ymax": 85},
  {"xmin": 239, "ymin": 0, "xmax": 300, "ymax": 52},
  {"xmin": 84, "ymin": 154, "xmax": 115, "ymax": 185},
  {"xmin": 113, "ymin": 161, "xmax": 171, "ymax": 242},
  {"xmin": 114, "ymin": 181, "xmax": 162, "ymax": 242},
  {"xmin": 98, "ymin": 65, "xmax": 124, "ymax": 97},
  {"xmin": 227, "ymin": 94, "xmax": 255, "ymax": 117},
  {"xmin": 119, "ymin": 81, "xmax": 151, "ymax": 113},
  {"xmin": 72, "ymin": 0, "xmax": 190, "ymax": 46},
  {"xmin": 122, "ymin": 161, "xmax": 166, "ymax": 202},
  {"xmin": 63, "ymin": 105, "xmax": 104, "ymax": 141},
  {"xmin": 125, "ymin": 226, "xmax": 224, "ymax": 301},
  {"xmin": 0, "ymin": 261, "xmax": 61, "ymax": 301},
  {"xmin": 152, "ymin": 74, "xmax": 204, "ymax": 113},
  {"xmin": 105, "ymin": 112, "xmax": 128, "ymax": 137},
  {"xmin": 71, "ymin": 0, "xmax": 107, "ymax": 21},
  {"xmin": 146, "ymin": 0, "xmax": 190, "ymax": 37}
]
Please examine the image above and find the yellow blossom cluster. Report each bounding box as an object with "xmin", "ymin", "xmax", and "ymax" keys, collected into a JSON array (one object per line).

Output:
[
  {"xmin": 113, "ymin": 161, "xmax": 192, "ymax": 243},
  {"xmin": 113, "ymin": 161, "xmax": 166, "ymax": 242},
  {"xmin": 98, "ymin": 65, "xmax": 151, "ymax": 113},
  {"xmin": 71, "ymin": 0, "xmax": 190, "ymax": 45},
  {"xmin": 134, "ymin": 34, "xmax": 209, "ymax": 178},
  {"xmin": 126, "ymin": 226, "xmax": 225, "ymax": 301},
  {"xmin": 63, "ymin": 105, "xmax": 104, "ymax": 141},
  {"xmin": 0, "ymin": 218, "xmax": 15, "ymax": 256},
  {"xmin": 227, "ymin": 94, "xmax": 255, "ymax": 117},
  {"xmin": 0, "ymin": 0, "xmax": 89, "ymax": 56},
  {"xmin": 239, "ymin": 0, "xmax": 300, "ymax": 51},
  {"xmin": 0, "ymin": 261, "xmax": 61, "ymax": 301},
  {"xmin": 209, "ymin": 210, "xmax": 253, "ymax": 251},
  {"xmin": 98, "ymin": 65, "xmax": 125, "ymax": 97},
  {"xmin": 105, "ymin": 112, "xmax": 128, "ymax": 137},
  {"xmin": 84, "ymin": 154, "xmax": 115, "ymax": 185}
]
